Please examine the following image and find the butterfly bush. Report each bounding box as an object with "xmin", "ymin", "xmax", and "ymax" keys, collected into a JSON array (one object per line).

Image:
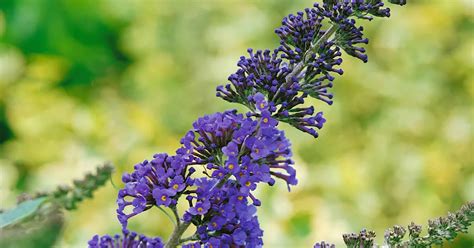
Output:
[{"xmin": 90, "ymin": 1, "xmax": 406, "ymax": 247}]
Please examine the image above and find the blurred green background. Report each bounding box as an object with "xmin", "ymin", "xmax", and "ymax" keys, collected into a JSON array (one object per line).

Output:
[{"xmin": 0, "ymin": 0, "xmax": 472, "ymax": 247}]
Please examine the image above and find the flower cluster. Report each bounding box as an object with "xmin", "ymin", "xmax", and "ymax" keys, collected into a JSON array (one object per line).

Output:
[
  {"xmin": 178, "ymin": 109, "xmax": 296, "ymax": 190},
  {"xmin": 103, "ymin": 110, "xmax": 295, "ymax": 247},
  {"xmin": 90, "ymin": 1, "xmax": 405, "ymax": 247},
  {"xmin": 217, "ymin": 0, "xmax": 405, "ymax": 138},
  {"xmin": 89, "ymin": 229, "xmax": 163, "ymax": 248},
  {"xmin": 216, "ymin": 46, "xmax": 329, "ymax": 138},
  {"xmin": 117, "ymin": 153, "xmax": 193, "ymax": 227},
  {"xmin": 175, "ymin": 110, "xmax": 297, "ymax": 246},
  {"xmin": 183, "ymin": 178, "xmax": 264, "ymax": 247}
]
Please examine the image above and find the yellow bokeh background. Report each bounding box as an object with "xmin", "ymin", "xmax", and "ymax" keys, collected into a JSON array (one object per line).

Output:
[{"xmin": 0, "ymin": 0, "xmax": 472, "ymax": 247}]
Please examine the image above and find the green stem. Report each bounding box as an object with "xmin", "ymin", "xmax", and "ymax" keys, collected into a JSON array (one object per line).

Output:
[
  {"xmin": 165, "ymin": 221, "xmax": 192, "ymax": 248},
  {"xmin": 171, "ymin": 206, "xmax": 181, "ymax": 227},
  {"xmin": 284, "ymin": 24, "xmax": 338, "ymax": 84},
  {"xmin": 179, "ymin": 234, "xmax": 200, "ymax": 244},
  {"xmin": 157, "ymin": 206, "xmax": 177, "ymax": 227}
]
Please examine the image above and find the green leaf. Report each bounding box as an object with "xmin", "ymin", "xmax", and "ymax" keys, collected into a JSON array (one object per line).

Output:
[{"xmin": 0, "ymin": 197, "xmax": 48, "ymax": 228}]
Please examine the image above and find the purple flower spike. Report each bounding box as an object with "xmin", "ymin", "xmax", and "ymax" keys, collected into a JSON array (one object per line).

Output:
[{"xmin": 91, "ymin": 1, "xmax": 406, "ymax": 247}]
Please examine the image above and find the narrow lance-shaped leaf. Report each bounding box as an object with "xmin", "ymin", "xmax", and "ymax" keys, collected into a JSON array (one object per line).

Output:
[{"xmin": 0, "ymin": 197, "xmax": 48, "ymax": 228}]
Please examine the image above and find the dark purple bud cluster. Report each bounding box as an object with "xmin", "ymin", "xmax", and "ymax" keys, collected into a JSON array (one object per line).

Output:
[
  {"xmin": 216, "ymin": 49, "xmax": 291, "ymax": 108},
  {"xmin": 388, "ymin": 0, "xmax": 407, "ymax": 6},
  {"xmin": 217, "ymin": 0, "xmax": 404, "ymax": 138},
  {"xmin": 314, "ymin": 0, "xmax": 391, "ymax": 63},
  {"xmin": 90, "ymin": 1, "xmax": 405, "ymax": 247},
  {"xmin": 216, "ymin": 45, "xmax": 329, "ymax": 138},
  {"xmin": 320, "ymin": 0, "xmax": 391, "ymax": 21},
  {"xmin": 276, "ymin": 8, "xmax": 324, "ymax": 64}
]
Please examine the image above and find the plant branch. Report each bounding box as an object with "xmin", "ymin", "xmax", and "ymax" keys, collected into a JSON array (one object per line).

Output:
[
  {"xmin": 284, "ymin": 24, "xmax": 338, "ymax": 84},
  {"xmin": 341, "ymin": 201, "xmax": 474, "ymax": 247},
  {"xmin": 167, "ymin": 18, "xmax": 337, "ymax": 248},
  {"xmin": 171, "ymin": 206, "xmax": 181, "ymax": 228},
  {"xmin": 179, "ymin": 234, "xmax": 200, "ymax": 244},
  {"xmin": 164, "ymin": 221, "xmax": 192, "ymax": 248},
  {"xmin": 157, "ymin": 206, "xmax": 177, "ymax": 227}
]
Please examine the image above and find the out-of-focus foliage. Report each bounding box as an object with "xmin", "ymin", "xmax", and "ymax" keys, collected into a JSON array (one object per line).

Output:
[
  {"xmin": 49, "ymin": 163, "xmax": 113, "ymax": 210},
  {"xmin": 0, "ymin": 164, "xmax": 112, "ymax": 246},
  {"xmin": 0, "ymin": 197, "xmax": 47, "ymax": 228},
  {"xmin": 0, "ymin": 0, "xmax": 472, "ymax": 247},
  {"xmin": 0, "ymin": 202, "xmax": 63, "ymax": 248}
]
